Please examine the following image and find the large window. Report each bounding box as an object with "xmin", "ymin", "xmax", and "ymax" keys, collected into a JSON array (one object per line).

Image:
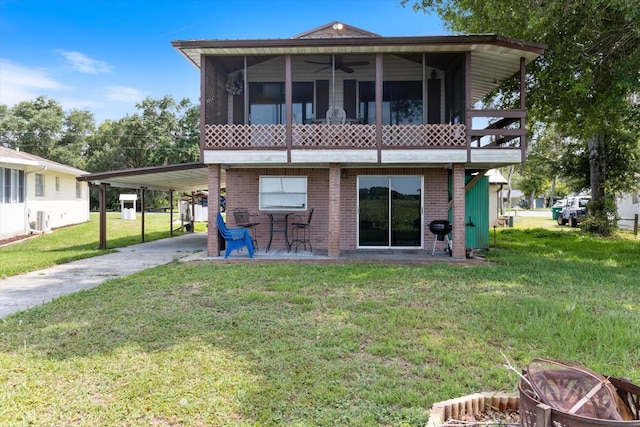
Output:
[
  {"xmin": 1, "ymin": 167, "xmax": 25, "ymax": 204},
  {"xmin": 359, "ymin": 81, "xmax": 423, "ymax": 125},
  {"xmin": 249, "ymin": 82, "xmax": 313, "ymax": 124},
  {"xmin": 259, "ymin": 176, "xmax": 307, "ymax": 210}
]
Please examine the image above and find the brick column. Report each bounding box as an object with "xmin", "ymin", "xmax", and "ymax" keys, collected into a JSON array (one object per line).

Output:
[
  {"xmin": 207, "ymin": 164, "xmax": 221, "ymax": 257},
  {"xmin": 328, "ymin": 164, "xmax": 341, "ymax": 258},
  {"xmin": 452, "ymin": 163, "xmax": 466, "ymax": 259}
]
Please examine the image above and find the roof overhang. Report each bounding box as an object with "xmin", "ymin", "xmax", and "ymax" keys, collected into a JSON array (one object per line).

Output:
[
  {"xmin": 77, "ymin": 162, "xmax": 213, "ymax": 192},
  {"xmin": 1, "ymin": 146, "xmax": 88, "ymax": 176},
  {"xmin": 172, "ymin": 34, "xmax": 545, "ymax": 67},
  {"xmin": 172, "ymin": 33, "xmax": 546, "ymax": 103}
]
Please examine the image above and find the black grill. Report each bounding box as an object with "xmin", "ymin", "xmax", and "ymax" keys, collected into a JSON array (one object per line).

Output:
[
  {"xmin": 429, "ymin": 220, "xmax": 452, "ymax": 240},
  {"xmin": 429, "ymin": 220, "xmax": 452, "ymax": 256}
]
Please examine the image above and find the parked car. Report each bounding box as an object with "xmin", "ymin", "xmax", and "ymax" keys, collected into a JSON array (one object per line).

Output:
[{"xmin": 557, "ymin": 196, "xmax": 591, "ymax": 227}]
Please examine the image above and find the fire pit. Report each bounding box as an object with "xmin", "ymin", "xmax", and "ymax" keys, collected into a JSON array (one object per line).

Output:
[
  {"xmin": 519, "ymin": 358, "xmax": 640, "ymax": 426},
  {"xmin": 429, "ymin": 220, "xmax": 452, "ymax": 256}
]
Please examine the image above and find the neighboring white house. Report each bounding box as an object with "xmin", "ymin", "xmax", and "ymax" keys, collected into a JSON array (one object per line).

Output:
[
  {"xmin": 0, "ymin": 146, "xmax": 90, "ymax": 240},
  {"xmin": 500, "ymin": 188, "xmax": 524, "ymax": 209},
  {"xmin": 617, "ymin": 185, "xmax": 640, "ymax": 230},
  {"xmin": 487, "ymin": 169, "xmax": 508, "ymax": 227}
]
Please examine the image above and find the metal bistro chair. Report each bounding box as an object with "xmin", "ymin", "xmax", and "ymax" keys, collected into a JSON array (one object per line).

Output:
[
  {"xmin": 233, "ymin": 207, "xmax": 260, "ymax": 250},
  {"xmin": 290, "ymin": 208, "xmax": 314, "ymax": 252}
]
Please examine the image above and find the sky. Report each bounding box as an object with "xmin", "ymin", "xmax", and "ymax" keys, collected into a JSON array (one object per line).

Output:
[{"xmin": 0, "ymin": 0, "xmax": 447, "ymax": 125}]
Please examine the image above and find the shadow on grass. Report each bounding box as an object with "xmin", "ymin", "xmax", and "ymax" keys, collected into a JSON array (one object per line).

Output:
[{"xmin": 48, "ymin": 230, "xmax": 176, "ymax": 252}]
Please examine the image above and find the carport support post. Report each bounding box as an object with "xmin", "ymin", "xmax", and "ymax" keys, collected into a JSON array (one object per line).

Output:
[
  {"xmin": 140, "ymin": 187, "xmax": 146, "ymax": 242},
  {"xmin": 207, "ymin": 164, "xmax": 221, "ymax": 257},
  {"xmin": 98, "ymin": 183, "xmax": 107, "ymax": 250},
  {"xmin": 451, "ymin": 163, "xmax": 466, "ymax": 259},
  {"xmin": 170, "ymin": 190, "xmax": 174, "ymax": 236}
]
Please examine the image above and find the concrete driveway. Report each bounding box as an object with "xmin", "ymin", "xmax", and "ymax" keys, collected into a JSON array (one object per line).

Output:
[{"xmin": 0, "ymin": 233, "xmax": 208, "ymax": 318}]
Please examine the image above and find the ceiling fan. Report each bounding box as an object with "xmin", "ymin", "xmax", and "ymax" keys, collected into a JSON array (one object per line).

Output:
[{"xmin": 305, "ymin": 55, "xmax": 369, "ymax": 74}]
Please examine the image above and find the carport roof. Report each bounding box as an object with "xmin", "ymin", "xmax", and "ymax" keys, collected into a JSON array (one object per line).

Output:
[{"xmin": 77, "ymin": 162, "xmax": 212, "ymax": 192}]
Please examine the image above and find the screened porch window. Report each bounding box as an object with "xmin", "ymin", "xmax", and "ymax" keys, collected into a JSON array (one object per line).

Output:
[
  {"xmin": 259, "ymin": 176, "xmax": 307, "ymax": 210},
  {"xmin": 359, "ymin": 81, "xmax": 423, "ymax": 125},
  {"xmin": 249, "ymin": 82, "xmax": 313, "ymax": 125}
]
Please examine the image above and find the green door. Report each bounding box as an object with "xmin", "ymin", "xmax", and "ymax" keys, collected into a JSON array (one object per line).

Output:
[
  {"xmin": 464, "ymin": 176, "xmax": 489, "ymax": 249},
  {"xmin": 448, "ymin": 175, "xmax": 490, "ymax": 250}
]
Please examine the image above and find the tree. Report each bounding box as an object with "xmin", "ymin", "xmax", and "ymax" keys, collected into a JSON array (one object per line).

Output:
[
  {"xmin": 54, "ymin": 109, "xmax": 95, "ymax": 170},
  {"xmin": 0, "ymin": 96, "xmax": 94, "ymax": 168},
  {"xmin": 85, "ymin": 95, "xmax": 199, "ymax": 172},
  {"xmin": 406, "ymin": 0, "xmax": 640, "ymax": 233},
  {"xmin": 524, "ymin": 123, "xmax": 571, "ymax": 206},
  {"xmin": 126, "ymin": 96, "xmax": 200, "ymax": 167},
  {"xmin": 0, "ymin": 96, "xmax": 64, "ymax": 158},
  {"xmin": 85, "ymin": 119, "xmax": 129, "ymax": 172},
  {"xmin": 84, "ymin": 96, "xmax": 200, "ymax": 210}
]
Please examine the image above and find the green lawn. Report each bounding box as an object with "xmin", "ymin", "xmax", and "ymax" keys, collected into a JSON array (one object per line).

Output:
[{"xmin": 1, "ymin": 214, "xmax": 639, "ymax": 425}]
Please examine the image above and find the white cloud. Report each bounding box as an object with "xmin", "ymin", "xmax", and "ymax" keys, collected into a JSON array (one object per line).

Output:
[
  {"xmin": 104, "ymin": 86, "xmax": 147, "ymax": 103},
  {"xmin": 56, "ymin": 50, "xmax": 112, "ymax": 74},
  {"xmin": 0, "ymin": 60, "xmax": 67, "ymax": 105}
]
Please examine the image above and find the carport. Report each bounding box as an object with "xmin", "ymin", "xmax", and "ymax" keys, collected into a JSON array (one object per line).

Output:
[{"xmin": 77, "ymin": 162, "xmax": 217, "ymax": 250}]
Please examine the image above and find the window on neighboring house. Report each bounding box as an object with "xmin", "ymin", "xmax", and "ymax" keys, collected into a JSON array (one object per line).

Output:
[
  {"xmin": 35, "ymin": 173, "xmax": 44, "ymax": 197},
  {"xmin": 76, "ymin": 182, "xmax": 82, "ymax": 199},
  {"xmin": 633, "ymin": 189, "xmax": 639, "ymax": 205},
  {"xmin": 55, "ymin": 176, "xmax": 60, "ymax": 192},
  {"xmin": 1, "ymin": 167, "xmax": 25, "ymax": 204},
  {"xmin": 259, "ymin": 176, "xmax": 307, "ymax": 210}
]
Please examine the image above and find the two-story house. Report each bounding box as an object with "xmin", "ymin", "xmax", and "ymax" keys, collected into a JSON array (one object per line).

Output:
[{"xmin": 171, "ymin": 22, "xmax": 545, "ymax": 259}]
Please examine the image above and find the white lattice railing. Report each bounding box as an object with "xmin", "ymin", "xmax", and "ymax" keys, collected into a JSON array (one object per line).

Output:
[
  {"xmin": 382, "ymin": 124, "xmax": 466, "ymax": 147},
  {"xmin": 292, "ymin": 124, "xmax": 377, "ymax": 148},
  {"xmin": 204, "ymin": 123, "xmax": 466, "ymax": 149},
  {"xmin": 204, "ymin": 124, "xmax": 286, "ymax": 148}
]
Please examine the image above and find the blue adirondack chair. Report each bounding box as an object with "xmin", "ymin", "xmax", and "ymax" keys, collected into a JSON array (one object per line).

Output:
[{"xmin": 217, "ymin": 213, "xmax": 254, "ymax": 258}]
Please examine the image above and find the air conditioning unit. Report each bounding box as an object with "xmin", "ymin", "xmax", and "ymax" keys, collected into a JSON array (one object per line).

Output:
[{"xmin": 36, "ymin": 211, "xmax": 51, "ymax": 232}]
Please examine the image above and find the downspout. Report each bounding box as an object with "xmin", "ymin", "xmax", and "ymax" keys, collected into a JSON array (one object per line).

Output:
[{"xmin": 24, "ymin": 165, "xmax": 47, "ymax": 234}]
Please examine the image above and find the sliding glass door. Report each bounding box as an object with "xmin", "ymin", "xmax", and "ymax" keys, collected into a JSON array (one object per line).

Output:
[{"xmin": 358, "ymin": 176, "xmax": 422, "ymax": 248}]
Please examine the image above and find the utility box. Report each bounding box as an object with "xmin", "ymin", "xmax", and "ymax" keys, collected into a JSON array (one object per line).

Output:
[
  {"xmin": 36, "ymin": 211, "xmax": 51, "ymax": 232},
  {"xmin": 119, "ymin": 194, "xmax": 137, "ymax": 220}
]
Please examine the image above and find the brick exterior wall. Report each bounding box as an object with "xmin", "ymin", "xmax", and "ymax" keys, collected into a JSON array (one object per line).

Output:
[
  {"xmin": 451, "ymin": 163, "xmax": 466, "ymax": 259},
  {"xmin": 223, "ymin": 166, "xmax": 457, "ymax": 254},
  {"xmin": 328, "ymin": 164, "xmax": 341, "ymax": 257}
]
